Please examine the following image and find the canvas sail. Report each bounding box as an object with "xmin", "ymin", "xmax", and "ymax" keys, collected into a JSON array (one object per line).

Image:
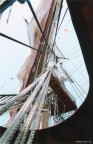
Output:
[{"xmin": 17, "ymin": 0, "xmax": 53, "ymax": 92}]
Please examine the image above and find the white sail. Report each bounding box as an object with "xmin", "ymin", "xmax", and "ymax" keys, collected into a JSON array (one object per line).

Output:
[{"xmin": 17, "ymin": 0, "xmax": 53, "ymax": 92}]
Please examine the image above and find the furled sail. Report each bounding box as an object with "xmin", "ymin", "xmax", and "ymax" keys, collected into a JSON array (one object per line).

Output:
[{"xmin": 17, "ymin": 0, "xmax": 53, "ymax": 92}]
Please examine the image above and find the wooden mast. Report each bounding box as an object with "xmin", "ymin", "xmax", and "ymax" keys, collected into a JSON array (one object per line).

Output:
[{"xmin": 26, "ymin": 0, "xmax": 56, "ymax": 87}]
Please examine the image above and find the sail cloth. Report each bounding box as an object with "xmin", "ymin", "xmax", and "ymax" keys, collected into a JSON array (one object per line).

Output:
[
  {"xmin": 17, "ymin": 0, "xmax": 53, "ymax": 92},
  {"xmin": 0, "ymin": 0, "xmax": 3, "ymax": 3}
]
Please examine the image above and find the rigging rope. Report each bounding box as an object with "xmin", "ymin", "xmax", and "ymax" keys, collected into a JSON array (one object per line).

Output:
[
  {"xmin": 0, "ymin": 33, "xmax": 40, "ymax": 52},
  {"xmin": 33, "ymin": 1, "xmax": 57, "ymax": 78},
  {"xmin": 27, "ymin": 0, "xmax": 62, "ymax": 59},
  {"xmin": 53, "ymin": 0, "xmax": 63, "ymax": 43},
  {"xmin": 69, "ymin": 63, "xmax": 84, "ymax": 76},
  {"xmin": 0, "ymin": 72, "xmax": 47, "ymax": 115},
  {"xmin": 69, "ymin": 54, "xmax": 82, "ymax": 60},
  {"xmin": 65, "ymin": 60, "xmax": 88, "ymax": 82},
  {"xmin": 54, "ymin": 43, "xmax": 68, "ymax": 59},
  {"xmin": 0, "ymin": 68, "xmax": 52, "ymax": 144},
  {"xmin": 27, "ymin": 0, "xmax": 52, "ymax": 53},
  {"xmin": 58, "ymin": 7, "xmax": 68, "ymax": 31},
  {"xmin": 64, "ymin": 69, "xmax": 87, "ymax": 100},
  {"xmin": 14, "ymin": 78, "xmax": 49, "ymax": 144},
  {"xmin": 70, "ymin": 82, "xmax": 83, "ymax": 102},
  {"xmin": 7, "ymin": 6, "xmax": 12, "ymax": 23},
  {"xmin": 64, "ymin": 43, "xmax": 78, "ymax": 58},
  {"xmin": 27, "ymin": 69, "xmax": 52, "ymax": 144}
]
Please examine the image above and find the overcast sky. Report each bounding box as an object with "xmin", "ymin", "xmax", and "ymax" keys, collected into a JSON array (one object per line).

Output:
[{"xmin": 0, "ymin": 0, "xmax": 89, "ymax": 126}]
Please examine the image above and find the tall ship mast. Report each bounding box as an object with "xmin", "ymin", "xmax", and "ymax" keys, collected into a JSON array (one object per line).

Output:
[{"xmin": 0, "ymin": 0, "xmax": 92, "ymax": 143}]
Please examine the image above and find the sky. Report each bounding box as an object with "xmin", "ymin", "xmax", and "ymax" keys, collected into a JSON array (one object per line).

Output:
[
  {"xmin": 56, "ymin": 1, "xmax": 89, "ymax": 107},
  {"xmin": 0, "ymin": 0, "xmax": 89, "ymax": 126},
  {"xmin": 0, "ymin": 0, "xmax": 40, "ymax": 126},
  {"xmin": 0, "ymin": 1, "xmax": 40, "ymax": 94}
]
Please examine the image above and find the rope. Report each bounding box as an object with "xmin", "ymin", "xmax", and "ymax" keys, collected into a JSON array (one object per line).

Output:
[
  {"xmin": 69, "ymin": 54, "xmax": 82, "ymax": 60},
  {"xmin": 65, "ymin": 60, "xmax": 88, "ymax": 82},
  {"xmin": 0, "ymin": 0, "xmax": 16, "ymax": 14},
  {"xmin": 0, "ymin": 33, "xmax": 40, "ymax": 52},
  {"xmin": 7, "ymin": 6, "xmax": 12, "ymax": 23},
  {"xmin": 64, "ymin": 69, "xmax": 86, "ymax": 101},
  {"xmin": 21, "ymin": 77, "xmax": 50, "ymax": 144},
  {"xmin": 1, "ymin": 69, "xmax": 50, "ymax": 144},
  {"xmin": 14, "ymin": 78, "xmax": 49, "ymax": 144},
  {"xmin": 53, "ymin": 0, "xmax": 63, "ymax": 43},
  {"xmin": 27, "ymin": 0, "xmax": 55, "ymax": 54},
  {"xmin": 0, "ymin": 75, "xmax": 42, "ymax": 115},
  {"xmin": 58, "ymin": 7, "xmax": 68, "ymax": 31},
  {"xmin": 27, "ymin": 68, "xmax": 52, "ymax": 144}
]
